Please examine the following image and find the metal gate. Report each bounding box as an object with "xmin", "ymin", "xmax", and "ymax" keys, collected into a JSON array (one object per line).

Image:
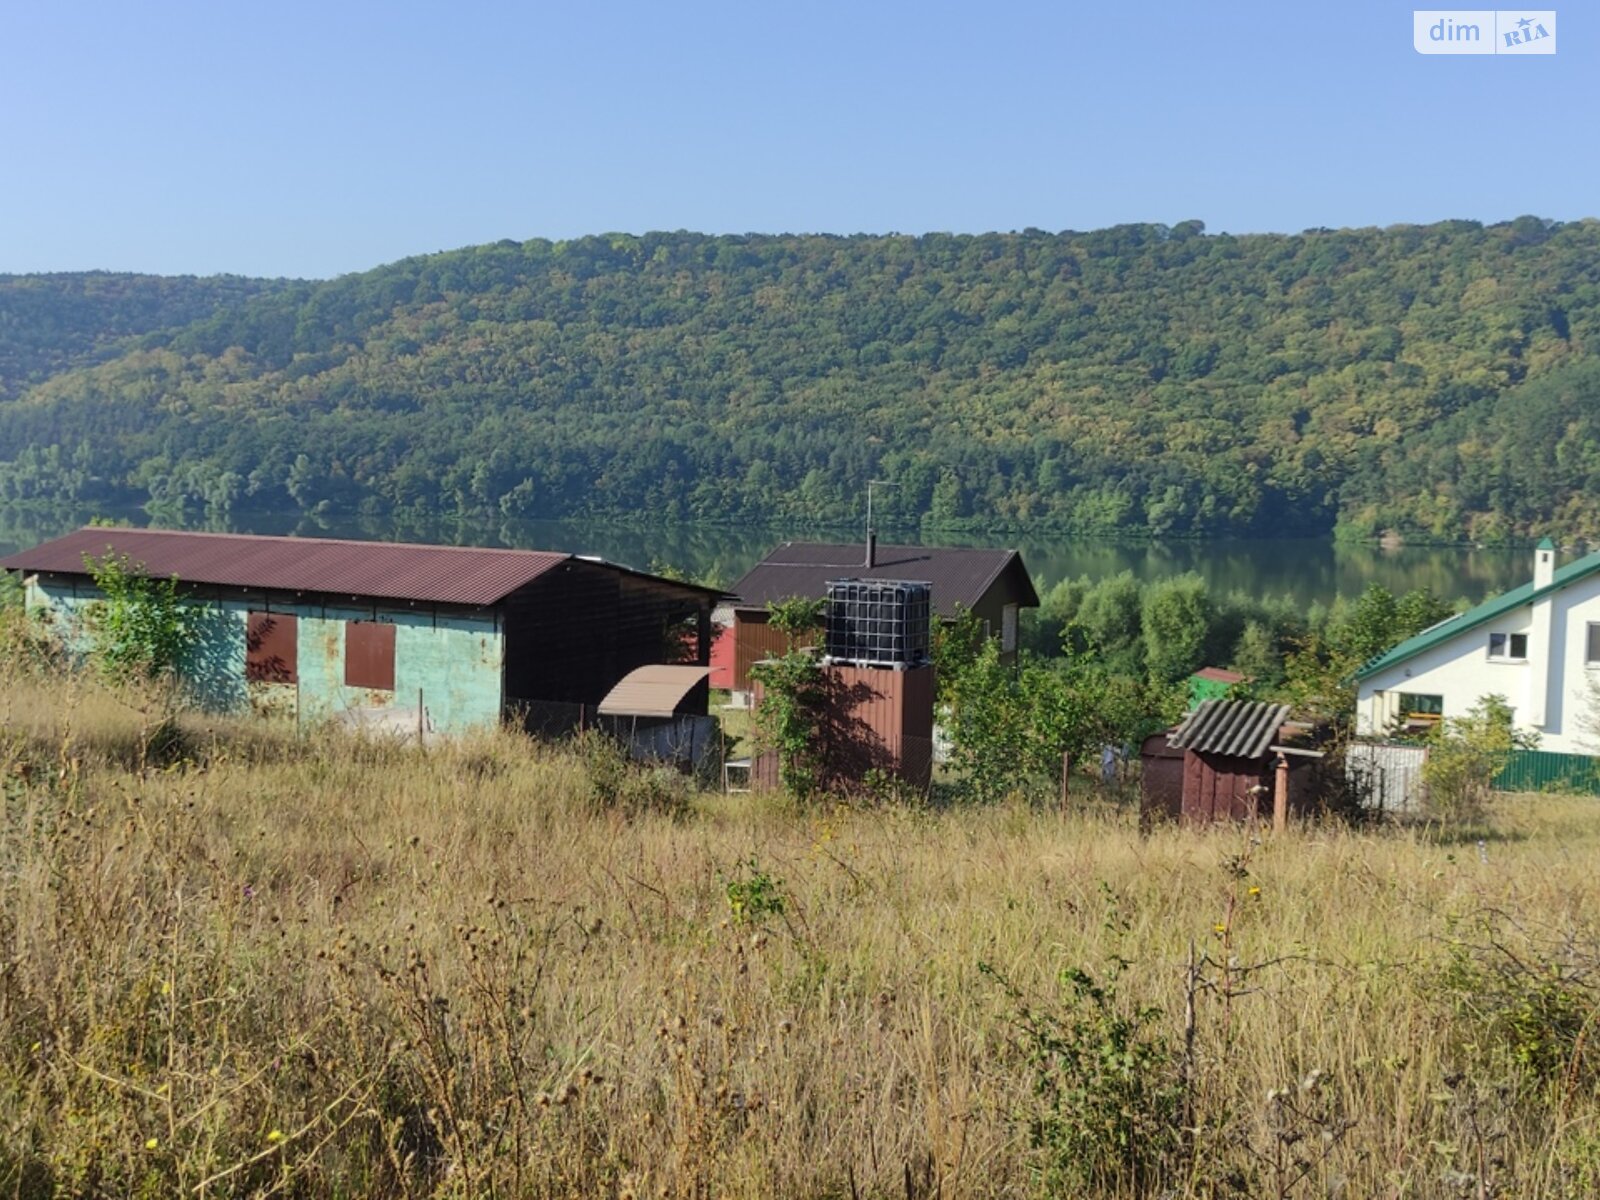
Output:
[{"xmin": 1345, "ymin": 740, "xmax": 1428, "ymax": 815}]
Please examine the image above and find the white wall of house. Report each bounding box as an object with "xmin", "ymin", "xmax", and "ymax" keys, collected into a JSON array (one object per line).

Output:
[{"xmin": 1356, "ymin": 565, "xmax": 1600, "ymax": 754}]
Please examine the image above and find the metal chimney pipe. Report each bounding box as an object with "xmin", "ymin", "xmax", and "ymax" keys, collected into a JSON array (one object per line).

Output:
[{"xmin": 865, "ymin": 479, "xmax": 894, "ymax": 570}]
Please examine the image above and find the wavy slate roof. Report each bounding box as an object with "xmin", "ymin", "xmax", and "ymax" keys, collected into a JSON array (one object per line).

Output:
[
  {"xmin": 1354, "ymin": 542, "xmax": 1600, "ymax": 681},
  {"xmin": 730, "ymin": 541, "xmax": 1038, "ymax": 618},
  {"xmin": 3, "ymin": 527, "xmax": 573, "ymax": 607},
  {"xmin": 1169, "ymin": 699, "xmax": 1291, "ymax": 759}
]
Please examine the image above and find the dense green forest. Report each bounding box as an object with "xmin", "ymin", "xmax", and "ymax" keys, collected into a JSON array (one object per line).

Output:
[
  {"xmin": 0, "ymin": 272, "xmax": 290, "ymax": 401},
  {"xmin": 2, "ymin": 219, "xmax": 1599, "ymax": 540}
]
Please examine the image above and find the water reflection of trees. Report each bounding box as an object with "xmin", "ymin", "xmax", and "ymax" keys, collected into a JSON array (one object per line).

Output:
[{"xmin": 0, "ymin": 503, "xmax": 1532, "ymax": 609}]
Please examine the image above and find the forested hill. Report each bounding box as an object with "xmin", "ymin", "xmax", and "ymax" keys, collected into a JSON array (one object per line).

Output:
[
  {"xmin": 0, "ymin": 272, "xmax": 294, "ymax": 401},
  {"xmin": 3, "ymin": 219, "xmax": 1600, "ymax": 541}
]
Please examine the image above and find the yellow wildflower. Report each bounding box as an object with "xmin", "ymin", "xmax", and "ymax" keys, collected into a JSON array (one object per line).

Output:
[
  {"xmin": 267, "ymin": 1129, "xmax": 285, "ymax": 1143},
  {"xmin": 1248, "ymin": 886, "xmax": 1262, "ymax": 897},
  {"xmin": 1213, "ymin": 923, "xmax": 1227, "ymax": 935},
  {"xmin": 145, "ymin": 1138, "xmax": 159, "ymax": 1151}
]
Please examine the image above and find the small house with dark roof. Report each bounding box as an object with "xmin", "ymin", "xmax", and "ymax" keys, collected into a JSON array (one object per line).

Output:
[
  {"xmin": 1355, "ymin": 539, "xmax": 1600, "ymax": 753},
  {"xmin": 725, "ymin": 538, "xmax": 1038, "ymax": 691},
  {"xmin": 0, "ymin": 527, "xmax": 722, "ymax": 737}
]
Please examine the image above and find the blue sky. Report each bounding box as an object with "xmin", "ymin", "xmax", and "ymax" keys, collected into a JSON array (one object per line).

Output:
[{"xmin": 0, "ymin": 1, "xmax": 1591, "ymax": 279}]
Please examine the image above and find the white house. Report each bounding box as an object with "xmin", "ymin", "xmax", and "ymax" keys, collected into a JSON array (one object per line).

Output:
[{"xmin": 1355, "ymin": 539, "xmax": 1600, "ymax": 754}]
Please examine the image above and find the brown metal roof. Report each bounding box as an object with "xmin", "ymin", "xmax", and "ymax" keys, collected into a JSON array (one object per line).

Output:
[
  {"xmin": 1168, "ymin": 699, "xmax": 1292, "ymax": 760},
  {"xmin": 730, "ymin": 541, "xmax": 1038, "ymax": 618},
  {"xmin": 598, "ymin": 665, "xmax": 711, "ymax": 717},
  {"xmin": 1, "ymin": 527, "xmax": 572, "ymax": 607}
]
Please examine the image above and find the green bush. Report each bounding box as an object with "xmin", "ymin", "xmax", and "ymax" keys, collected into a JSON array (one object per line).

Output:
[
  {"xmin": 573, "ymin": 730, "xmax": 691, "ymax": 817},
  {"xmin": 1439, "ymin": 913, "xmax": 1599, "ymax": 1089},
  {"xmin": 748, "ymin": 598, "xmax": 827, "ymax": 801},
  {"xmin": 81, "ymin": 553, "xmax": 198, "ymax": 684},
  {"xmin": 1423, "ymin": 696, "xmax": 1535, "ymax": 828},
  {"xmin": 722, "ymin": 858, "xmax": 786, "ymax": 926},
  {"xmin": 984, "ymin": 959, "xmax": 1183, "ymax": 1197}
]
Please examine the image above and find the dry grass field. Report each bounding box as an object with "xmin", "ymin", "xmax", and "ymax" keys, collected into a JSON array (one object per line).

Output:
[{"xmin": 2, "ymin": 665, "xmax": 1599, "ymax": 1199}]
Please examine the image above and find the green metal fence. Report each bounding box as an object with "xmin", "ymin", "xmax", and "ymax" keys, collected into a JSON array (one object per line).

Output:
[{"xmin": 1492, "ymin": 750, "xmax": 1600, "ymax": 795}]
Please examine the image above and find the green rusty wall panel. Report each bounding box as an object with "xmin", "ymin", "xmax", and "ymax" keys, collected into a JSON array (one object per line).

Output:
[
  {"xmin": 28, "ymin": 578, "xmax": 261, "ymax": 712},
  {"xmin": 25, "ymin": 579, "xmax": 504, "ymax": 735},
  {"xmin": 280, "ymin": 604, "xmax": 504, "ymax": 734}
]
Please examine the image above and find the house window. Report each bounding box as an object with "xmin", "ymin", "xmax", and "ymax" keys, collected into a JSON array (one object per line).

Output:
[
  {"xmin": 1397, "ymin": 692, "xmax": 1443, "ymax": 721},
  {"xmin": 1587, "ymin": 623, "xmax": 1600, "ymax": 665},
  {"xmin": 345, "ymin": 620, "xmax": 396, "ymax": 690},
  {"xmin": 245, "ymin": 612, "xmax": 297, "ymax": 683},
  {"xmin": 1487, "ymin": 632, "xmax": 1528, "ymax": 662}
]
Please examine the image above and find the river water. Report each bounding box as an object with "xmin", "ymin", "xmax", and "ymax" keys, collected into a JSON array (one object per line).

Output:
[{"xmin": 0, "ymin": 503, "xmax": 1537, "ymax": 609}]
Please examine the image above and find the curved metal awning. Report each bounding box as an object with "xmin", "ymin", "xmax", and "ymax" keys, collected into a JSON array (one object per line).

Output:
[{"xmin": 597, "ymin": 665, "xmax": 712, "ymax": 717}]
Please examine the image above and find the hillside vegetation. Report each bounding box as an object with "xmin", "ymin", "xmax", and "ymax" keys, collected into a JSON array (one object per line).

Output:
[
  {"xmin": 2, "ymin": 659, "xmax": 1598, "ymax": 1198},
  {"xmin": 4, "ymin": 219, "xmax": 1600, "ymax": 540},
  {"xmin": 0, "ymin": 272, "xmax": 291, "ymax": 401}
]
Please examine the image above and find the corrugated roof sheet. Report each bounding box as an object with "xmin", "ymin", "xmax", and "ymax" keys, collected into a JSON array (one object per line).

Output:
[
  {"xmin": 598, "ymin": 665, "xmax": 711, "ymax": 717},
  {"xmin": 730, "ymin": 541, "xmax": 1039, "ymax": 618},
  {"xmin": 1169, "ymin": 699, "xmax": 1291, "ymax": 759},
  {"xmin": 1354, "ymin": 546, "xmax": 1600, "ymax": 681},
  {"xmin": 2, "ymin": 527, "xmax": 569, "ymax": 607}
]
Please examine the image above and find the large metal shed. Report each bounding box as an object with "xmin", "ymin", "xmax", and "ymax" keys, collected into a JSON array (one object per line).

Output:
[{"xmin": 1, "ymin": 527, "xmax": 723, "ymax": 738}]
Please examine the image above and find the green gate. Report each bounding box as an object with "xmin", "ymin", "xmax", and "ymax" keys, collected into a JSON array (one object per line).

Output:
[{"xmin": 1492, "ymin": 750, "xmax": 1600, "ymax": 795}]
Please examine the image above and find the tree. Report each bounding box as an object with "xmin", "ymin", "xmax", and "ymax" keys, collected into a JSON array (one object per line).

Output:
[
  {"xmin": 945, "ymin": 643, "xmax": 1182, "ymax": 804},
  {"xmin": 1230, "ymin": 620, "xmax": 1281, "ymax": 685},
  {"xmin": 1422, "ymin": 695, "xmax": 1534, "ymax": 828},
  {"xmin": 7, "ymin": 223, "xmax": 1600, "ymax": 540},
  {"xmin": 748, "ymin": 598, "xmax": 828, "ymax": 801},
  {"xmin": 81, "ymin": 553, "xmax": 198, "ymax": 684},
  {"xmin": 1282, "ymin": 584, "xmax": 1456, "ymax": 724},
  {"xmin": 946, "ymin": 640, "xmax": 1037, "ymax": 803},
  {"xmin": 932, "ymin": 605, "xmax": 987, "ymax": 706},
  {"xmin": 1074, "ymin": 572, "xmax": 1144, "ymax": 675},
  {"xmin": 1142, "ymin": 574, "xmax": 1211, "ymax": 684}
]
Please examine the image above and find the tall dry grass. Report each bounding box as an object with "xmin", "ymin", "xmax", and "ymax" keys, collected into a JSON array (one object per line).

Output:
[{"xmin": 2, "ymin": 653, "xmax": 1599, "ymax": 1198}]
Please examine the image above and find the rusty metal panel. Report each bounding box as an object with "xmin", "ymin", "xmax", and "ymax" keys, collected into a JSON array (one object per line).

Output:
[
  {"xmin": 820, "ymin": 663, "xmax": 935, "ymax": 791},
  {"xmin": 0, "ymin": 527, "xmax": 573, "ymax": 607},
  {"xmin": 1139, "ymin": 732, "xmax": 1184, "ymax": 825},
  {"xmin": 246, "ymin": 611, "xmax": 297, "ymax": 684},
  {"xmin": 748, "ymin": 666, "xmax": 936, "ymax": 793},
  {"xmin": 345, "ymin": 620, "xmax": 396, "ymax": 691},
  {"xmin": 733, "ymin": 612, "xmax": 804, "ymax": 692},
  {"xmin": 1183, "ymin": 750, "xmax": 1269, "ymax": 825}
]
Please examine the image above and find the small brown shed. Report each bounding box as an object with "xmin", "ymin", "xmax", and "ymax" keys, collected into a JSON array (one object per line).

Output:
[{"xmin": 1142, "ymin": 700, "xmax": 1295, "ymax": 826}]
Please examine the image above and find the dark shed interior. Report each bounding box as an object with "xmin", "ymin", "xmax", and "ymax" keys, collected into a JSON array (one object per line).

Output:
[{"xmin": 501, "ymin": 559, "xmax": 716, "ymax": 727}]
